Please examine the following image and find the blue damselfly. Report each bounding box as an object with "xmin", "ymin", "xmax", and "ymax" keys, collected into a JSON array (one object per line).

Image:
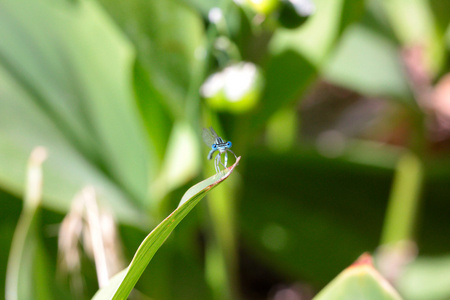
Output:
[{"xmin": 202, "ymin": 127, "xmax": 237, "ymax": 173}]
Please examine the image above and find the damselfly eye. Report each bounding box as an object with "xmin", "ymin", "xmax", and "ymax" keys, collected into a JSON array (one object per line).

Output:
[
  {"xmin": 226, "ymin": 141, "xmax": 232, "ymax": 147},
  {"xmin": 212, "ymin": 144, "xmax": 218, "ymax": 150}
]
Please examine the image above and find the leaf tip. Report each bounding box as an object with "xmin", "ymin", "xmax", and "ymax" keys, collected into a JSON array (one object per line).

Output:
[{"xmin": 351, "ymin": 252, "xmax": 373, "ymax": 268}]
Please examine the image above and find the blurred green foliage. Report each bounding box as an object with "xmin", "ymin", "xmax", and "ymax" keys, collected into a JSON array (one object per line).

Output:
[{"xmin": 1, "ymin": 0, "xmax": 450, "ymax": 299}]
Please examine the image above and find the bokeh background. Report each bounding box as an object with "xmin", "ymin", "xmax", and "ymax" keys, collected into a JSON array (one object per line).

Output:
[{"xmin": 1, "ymin": 0, "xmax": 450, "ymax": 299}]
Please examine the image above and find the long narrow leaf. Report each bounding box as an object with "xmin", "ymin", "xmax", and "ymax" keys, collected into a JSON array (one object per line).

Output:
[{"xmin": 93, "ymin": 157, "xmax": 241, "ymax": 300}]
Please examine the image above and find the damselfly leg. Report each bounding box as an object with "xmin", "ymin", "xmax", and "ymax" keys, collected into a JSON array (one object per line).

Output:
[{"xmin": 214, "ymin": 153, "xmax": 221, "ymax": 173}]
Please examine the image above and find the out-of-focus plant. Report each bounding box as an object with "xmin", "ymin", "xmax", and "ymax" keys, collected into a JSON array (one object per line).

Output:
[
  {"xmin": 200, "ymin": 62, "xmax": 264, "ymax": 113},
  {"xmin": 1, "ymin": 0, "xmax": 450, "ymax": 299}
]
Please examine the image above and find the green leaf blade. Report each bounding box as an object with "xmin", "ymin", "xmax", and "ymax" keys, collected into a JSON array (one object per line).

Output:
[
  {"xmin": 314, "ymin": 253, "xmax": 402, "ymax": 300},
  {"xmin": 0, "ymin": 0, "xmax": 153, "ymax": 225},
  {"xmin": 93, "ymin": 157, "xmax": 241, "ymax": 300}
]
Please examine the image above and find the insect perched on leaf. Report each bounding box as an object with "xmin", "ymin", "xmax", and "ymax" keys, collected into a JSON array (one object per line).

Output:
[{"xmin": 202, "ymin": 127, "xmax": 237, "ymax": 173}]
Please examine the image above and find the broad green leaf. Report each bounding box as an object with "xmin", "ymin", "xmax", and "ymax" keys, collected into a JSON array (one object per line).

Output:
[
  {"xmin": 269, "ymin": 0, "xmax": 364, "ymax": 67},
  {"xmin": 323, "ymin": 24, "xmax": 412, "ymax": 100},
  {"xmin": 398, "ymin": 255, "xmax": 450, "ymax": 300},
  {"xmin": 269, "ymin": 0, "xmax": 343, "ymax": 66},
  {"xmin": 96, "ymin": 0, "xmax": 205, "ymax": 132},
  {"xmin": 0, "ymin": 0, "xmax": 152, "ymax": 225},
  {"xmin": 258, "ymin": 0, "xmax": 337, "ymax": 127},
  {"xmin": 96, "ymin": 0, "xmax": 204, "ymax": 110},
  {"xmin": 96, "ymin": 0, "xmax": 205, "ymax": 194},
  {"xmin": 252, "ymin": 0, "xmax": 364, "ymax": 131},
  {"xmin": 92, "ymin": 157, "xmax": 241, "ymax": 300},
  {"xmin": 314, "ymin": 254, "xmax": 402, "ymax": 300}
]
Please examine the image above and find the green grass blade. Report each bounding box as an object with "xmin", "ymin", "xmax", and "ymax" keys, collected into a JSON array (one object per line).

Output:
[{"xmin": 92, "ymin": 157, "xmax": 241, "ymax": 300}]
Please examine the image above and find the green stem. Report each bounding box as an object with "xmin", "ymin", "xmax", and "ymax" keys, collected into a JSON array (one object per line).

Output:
[
  {"xmin": 197, "ymin": 2, "xmax": 242, "ymax": 299},
  {"xmin": 381, "ymin": 152, "xmax": 423, "ymax": 245},
  {"xmin": 205, "ymin": 179, "xmax": 239, "ymax": 300}
]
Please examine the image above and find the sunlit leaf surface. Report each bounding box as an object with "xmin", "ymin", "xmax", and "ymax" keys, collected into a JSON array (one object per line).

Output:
[{"xmin": 93, "ymin": 157, "xmax": 241, "ymax": 300}]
